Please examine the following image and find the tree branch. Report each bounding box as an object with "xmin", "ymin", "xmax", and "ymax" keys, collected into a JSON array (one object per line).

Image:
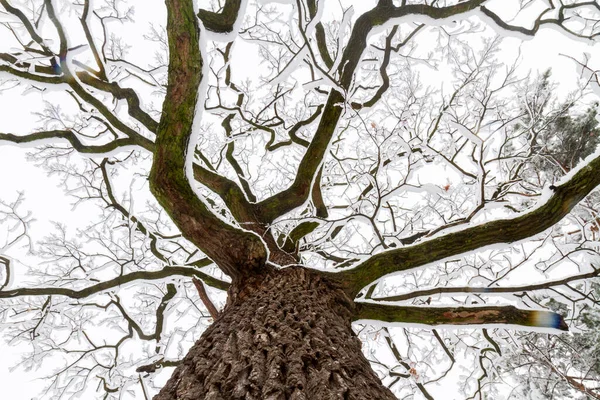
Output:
[
  {"xmin": 354, "ymin": 303, "xmax": 568, "ymax": 331},
  {"xmin": 331, "ymin": 152, "xmax": 600, "ymax": 297},
  {"xmin": 382, "ymin": 327, "xmax": 435, "ymax": 399},
  {"xmin": 197, "ymin": 0, "xmax": 242, "ymax": 33},
  {"xmin": 76, "ymin": 72, "xmax": 159, "ymax": 133},
  {"xmin": 0, "ymin": 263, "xmax": 229, "ymax": 299},
  {"xmin": 1, "ymin": 0, "xmax": 159, "ymax": 137},
  {"xmin": 0, "ymin": 53, "xmax": 158, "ymax": 133},
  {"xmin": 0, "ymin": 130, "xmax": 150, "ymax": 153},
  {"xmin": 0, "ymin": 62, "xmax": 62, "ymax": 84},
  {"xmin": 480, "ymin": 2, "xmax": 600, "ymax": 41},
  {"xmin": 149, "ymin": 0, "xmax": 269, "ymax": 281},
  {"xmin": 0, "ymin": 52, "xmax": 159, "ymax": 134},
  {"xmin": 192, "ymin": 277, "xmax": 219, "ymax": 319},
  {"xmin": 80, "ymin": 0, "xmax": 107, "ymax": 80},
  {"xmin": 306, "ymin": 0, "xmax": 333, "ymax": 69},
  {"xmin": 372, "ymin": 268, "xmax": 600, "ymax": 302},
  {"xmin": 136, "ymin": 358, "xmax": 181, "ymax": 374},
  {"xmin": 252, "ymin": 0, "xmax": 487, "ymax": 223},
  {"xmin": 154, "ymin": 283, "xmax": 178, "ymax": 344},
  {"xmin": 0, "ymin": 0, "xmax": 55, "ymax": 56},
  {"xmin": 191, "ymin": 163, "xmax": 255, "ymax": 221}
]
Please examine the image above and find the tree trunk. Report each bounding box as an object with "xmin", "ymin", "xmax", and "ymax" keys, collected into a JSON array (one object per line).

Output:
[{"xmin": 154, "ymin": 267, "xmax": 396, "ymax": 399}]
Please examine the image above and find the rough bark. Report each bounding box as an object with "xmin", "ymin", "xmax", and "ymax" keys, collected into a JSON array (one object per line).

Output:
[{"xmin": 154, "ymin": 267, "xmax": 396, "ymax": 400}]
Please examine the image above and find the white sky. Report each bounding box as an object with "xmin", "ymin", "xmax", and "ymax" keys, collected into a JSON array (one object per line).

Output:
[{"xmin": 1, "ymin": 0, "xmax": 600, "ymax": 399}]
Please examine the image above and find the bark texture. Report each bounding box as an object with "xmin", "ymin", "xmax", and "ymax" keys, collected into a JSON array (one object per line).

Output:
[{"xmin": 154, "ymin": 267, "xmax": 396, "ymax": 400}]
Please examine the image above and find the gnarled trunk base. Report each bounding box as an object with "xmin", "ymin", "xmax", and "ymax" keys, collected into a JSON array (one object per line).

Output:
[{"xmin": 154, "ymin": 267, "xmax": 396, "ymax": 399}]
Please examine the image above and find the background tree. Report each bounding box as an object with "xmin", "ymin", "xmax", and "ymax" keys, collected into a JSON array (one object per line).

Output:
[
  {"xmin": 1, "ymin": 0, "xmax": 600, "ymax": 398},
  {"xmin": 493, "ymin": 71, "xmax": 600, "ymax": 399}
]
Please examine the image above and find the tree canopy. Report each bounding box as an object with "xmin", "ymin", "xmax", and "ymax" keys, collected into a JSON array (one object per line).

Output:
[{"xmin": 1, "ymin": 0, "xmax": 600, "ymax": 398}]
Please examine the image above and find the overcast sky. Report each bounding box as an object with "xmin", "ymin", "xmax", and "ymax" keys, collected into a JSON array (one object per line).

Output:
[{"xmin": 1, "ymin": 0, "xmax": 600, "ymax": 398}]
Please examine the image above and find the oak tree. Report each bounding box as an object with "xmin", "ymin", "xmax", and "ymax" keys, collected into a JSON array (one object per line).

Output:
[{"xmin": 1, "ymin": 0, "xmax": 600, "ymax": 398}]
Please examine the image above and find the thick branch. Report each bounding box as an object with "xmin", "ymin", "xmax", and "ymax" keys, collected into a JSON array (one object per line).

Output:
[
  {"xmin": 0, "ymin": 264, "xmax": 229, "ymax": 299},
  {"xmin": 197, "ymin": 0, "xmax": 242, "ymax": 33},
  {"xmin": 191, "ymin": 163, "xmax": 255, "ymax": 222},
  {"xmin": 76, "ymin": 72, "xmax": 159, "ymax": 133},
  {"xmin": 306, "ymin": 0, "xmax": 333, "ymax": 69},
  {"xmin": 0, "ymin": 130, "xmax": 149, "ymax": 153},
  {"xmin": 0, "ymin": 62, "xmax": 62, "ymax": 83},
  {"xmin": 155, "ymin": 283, "xmax": 178, "ymax": 342},
  {"xmin": 354, "ymin": 303, "xmax": 568, "ymax": 331},
  {"xmin": 281, "ymin": 221, "xmax": 320, "ymax": 253},
  {"xmin": 149, "ymin": 0, "xmax": 268, "ymax": 280},
  {"xmin": 252, "ymin": 0, "xmax": 487, "ymax": 223},
  {"xmin": 136, "ymin": 358, "xmax": 181, "ymax": 374},
  {"xmin": 351, "ymin": 26, "xmax": 398, "ymax": 110},
  {"xmin": 253, "ymin": 89, "xmax": 344, "ymax": 223},
  {"xmin": 330, "ymin": 153, "xmax": 600, "ymax": 297}
]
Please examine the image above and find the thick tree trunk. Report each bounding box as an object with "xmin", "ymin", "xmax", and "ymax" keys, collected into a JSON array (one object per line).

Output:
[{"xmin": 154, "ymin": 267, "xmax": 396, "ymax": 399}]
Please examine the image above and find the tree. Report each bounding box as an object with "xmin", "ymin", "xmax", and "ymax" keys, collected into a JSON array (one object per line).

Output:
[
  {"xmin": 493, "ymin": 71, "xmax": 600, "ymax": 400},
  {"xmin": 1, "ymin": 0, "xmax": 600, "ymax": 398}
]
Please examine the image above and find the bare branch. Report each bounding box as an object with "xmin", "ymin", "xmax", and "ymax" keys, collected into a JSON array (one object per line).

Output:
[
  {"xmin": 331, "ymin": 152, "xmax": 600, "ymax": 296},
  {"xmin": 0, "ymin": 130, "xmax": 150, "ymax": 153},
  {"xmin": 149, "ymin": 0, "xmax": 269, "ymax": 281},
  {"xmin": 480, "ymin": 2, "xmax": 600, "ymax": 41},
  {"xmin": 192, "ymin": 277, "xmax": 219, "ymax": 319},
  {"xmin": 0, "ymin": 263, "xmax": 229, "ymax": 299},
  {"xmin": 306, "ymin": 0, "xmax": 333, "ymax": 69},
  {"xmin": 354, "ymin": 303, "xmax": 568, "ymax": 331},
  {"xmin": 252, "ymin": 0, "xmax": 487, "ymax": 223},
  {"xmin": 374, "ymin": 267, "xmax": 600, "ymax": 302},
  {"xmin": 0, "ymin": 54, "xmax": 159, "ymax": 133},
  {"xmin": 197, "ymin": 0, "xmax": 242, "ymax": 34}
]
